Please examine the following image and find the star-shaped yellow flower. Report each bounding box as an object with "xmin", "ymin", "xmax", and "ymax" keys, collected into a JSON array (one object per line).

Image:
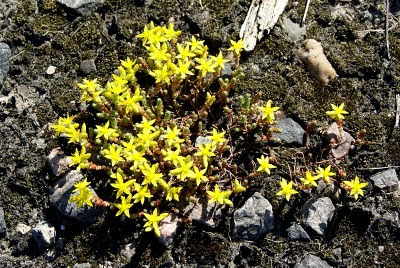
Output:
[
  {"xmin": 256, "ymin": 155, "xmax": 277, "ymax": 174},
  {"xmin": 343, "ymin": 176, "xmax": 368, "ymax": 200},
  {"xmin": 276, "ymin": 179, "xmax": 298, "ymax": 201},
  {"xmin": 326, "ymin": 103, "xmax": 348, "ymax": 121}
]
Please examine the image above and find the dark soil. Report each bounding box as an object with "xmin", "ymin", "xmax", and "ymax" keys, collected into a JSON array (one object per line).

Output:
[{"xmin": 0, "ymin": 0, "xmax": 400, "ymax": 267}]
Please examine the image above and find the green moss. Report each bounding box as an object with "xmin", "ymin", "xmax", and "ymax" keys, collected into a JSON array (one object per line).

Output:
[{"xmin": 15, "ymin": 0, "xmax": 37, "ymax": 26}]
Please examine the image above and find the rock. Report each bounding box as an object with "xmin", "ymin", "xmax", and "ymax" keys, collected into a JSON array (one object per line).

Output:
[
  {"xmin": 158, "ymin": 214, "xmax": 180, "ymax": 248},
  {"xmin": 294, "ymin": 254, "xmax": 333, "ymax": 268},
  {"xmin": 32, "ymin": 221, "xmax": 56, "ymax": 249},
  {"xmin": 0, "ymin": 207, "xmax": 6, "ymax": 237},
  {"xmin": 16, "ymin": 223, "xmax": 31, "ymax": 235},
  {"xmin": 282, "ymin": 16, "xmax": 306, "ymax": 42},
  {"xmin": 370, "ymin": 169, "xmax": 399, "ymax": 193},
  {"xmin": 195, "ymin": 136, "xmax": 212, "ymax": 146},
  {"xmin": 325, "ymin": 122, "xmax": 355, "ymax": 160},
  {"xmin": 48, "ymin": 147, "xmax": 71, "ymax": 176},
  {"xmin": 273, "ymin": 118, "xmax": 305, "ymax": 146},
  {"xmin": 0, "ymin": 43, "xmax": 11, "ymax": 87},
  {"xmin": 285, "ymin": 223, "xmax": 311, "ymax": 242},
  {"xmin": 300, "ymin": 197, "xmax": 335, "ymax": 236},
  {"xmin": 298, "ymin": 39, "xmax": 338, "ymax": 85},
  {"xmin": 50, "ymin": 170, "xmax": 105, "ymax": 223},
  {"xmin": 182, "ymin": 197, "xmax": 218, "ymax": 228},
  {"xmin": 73, "ymin": 263, "xmax": 91, "ymax": 268},
  {"xmin": 46, "ymin": 66, "xmax": 57, "ymax": 75},
  {"xmin": 46, "ymin": 248, "xmax": 57, "ymax": 261},
  {"xmin": 57, "ymin": 0, "xmax": 104, "ymax": 14},
  {"xmin": 80, "ymin": 59, "xmax": 97, "ymax": 74},
  {"xmin": 120, "ymin": 243, "xmax": 136, "ymax": 260},
  {"xmin": 233, "ymin": 192, "xmax": 274, "ymax": 240}
]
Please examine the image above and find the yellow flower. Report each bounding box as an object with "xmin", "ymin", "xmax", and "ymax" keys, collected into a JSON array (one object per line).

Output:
[
  {"xmin": 161, "ymin": 126, "xmax": 185, "ymax": 148},
  {"xmin": 195, "ymin": 57, "xmax": 215, "ymax": 77},
  {"xmin": 139, "ymin": 163, "xmax": 163, "ymax": 187},
  {"xmin": 276, "ymin": 179, "xmax": 298, "ymax": 201},
  {"xmin": 326, "ymin": 103, "xmax": 348, "ymax": 121},
  {"xmin": 163, "ymin": 23, "xmax": 181, "ymax": 40},
  {"xmin": 194, "ymin": 142, "xmax": 216, "ymax": 167},
  {"xmin": 165, "ymin": 186, "xmax": 183, "ymax": 201},
  {"xmin": 125, "ymin": 148, "xmax": 147, "ymax": 171},
  {"xmin": 149, "ymin": 64, "xmax": 172, "ymax": 85},
  {"xmin": 228, "ymin": 39, "xmax": 245, "ymax": 54},
  {"xmin": 206, "ymin": 185, "xmax": 233, "ymax": 206},
  {"xmin": 135, "ymin": 117, "xmax": 156, "ymax": 133},
  {"xmin": 132, "ymin": 183, "xmax": 153, "ymax": 204},
  {"xmin": 102, "ymin": 144, "xmax": 124, "ymax": 166},
  {"xmin": 258, "ymin": 100, "xmax": 279, "ymax": 124},
  {"xmin": 136, "ymin": 130, "xmax": 160, "ymax": 150},
  {"xmin": 186, "ymin": 35, "xmax": 204, "ymax": 53},
  {"xmin": 68, "ymin": 146, "xmax": 91, "ymax": 170},
  {"xmin": 300, "ymin": 171, "xmax": 319, "ymax": 188},
  {"xmin": 316, "ymin": 165, "xmax": 336, "ymax": 183},
  {"xmin": 343, "ymin": 176, "xmax": 368, "ymax": 200},
  {"xmin": 115, "ymin": 195, "xmax": 133, "ymax": 218},
  {"xmin": 162, "ymin": 148, "xmax": 182, "ymax": 166},
  {"xmin": 208, "ymin": 128, "xmax": 226, "ymax": 146},
  {"xmin": 149, "ymin": 43, "xmax": 171, "ymax": 65},
  {"xmin": 256, "ymin": 155, "xmax": 276, "ymax": 174},
  {"xmin": 69, "ymin": 178, "xmax": 93, "ymax": 208},
  {"xmin": 233, "ymin": 179, "xmax": 246, "ymax": 194},
  {"xmin": 110, "ymin": 168, "xmax": 135, "ymax": 198},
  {"xmin": 211, "ymin": 51, "xmax": 229, "ymax": 70},
  {"xmin": 188, "ymin": 166, "xmax": 208, "ymax": 186},
  {"xmin": 169, "ymin": 156, "xmax": 194, "ymax": 181},
  {"xmin": 143, "ymin": 208, "xmax": 169, "ymax": 237},
  {"xmin": 175, "ymin": 59, "xmax": 194, "ymax": 79},
  {"xmin": 176, "ymin": 43, "xmax": 196, "ymax": 62},
  {"xmin": 96, "ymin": 121, "xmax": 119, "ymax": 140}
]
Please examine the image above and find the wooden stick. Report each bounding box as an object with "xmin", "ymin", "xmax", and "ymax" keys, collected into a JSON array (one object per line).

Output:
[
  {"xmin": 357, "ymin": 166, "xmax": 400, "ymax": 171},
  {"xmin": 385, "ymin": 0, "xmax": 391, "ymax": 60},
  {"xmin": 301, "ymin": 0, "xmax": 311, "ymax": 26},
  {"xmin": 395, "ymin": 94, "xmax": 400, "ymax": 128}
]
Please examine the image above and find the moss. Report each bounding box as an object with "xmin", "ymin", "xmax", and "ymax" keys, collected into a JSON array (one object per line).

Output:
[{"xmin": 15, "ymin": 0, "xmax": 37, "ymax": 26}]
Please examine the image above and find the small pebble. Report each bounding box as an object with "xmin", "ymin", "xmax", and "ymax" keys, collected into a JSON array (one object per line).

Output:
[{"xmin": 46, "ymin": 66, "xmax": 57, "ymax": 75}]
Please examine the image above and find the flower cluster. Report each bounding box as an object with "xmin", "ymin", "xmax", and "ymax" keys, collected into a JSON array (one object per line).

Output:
[
  {"xmin": 52, "ymin": 22, "xmax": 280, "ymax": 237},
  {"xmin": 275, "ymin": 105, "xmax": 368, "ymax": 201}
]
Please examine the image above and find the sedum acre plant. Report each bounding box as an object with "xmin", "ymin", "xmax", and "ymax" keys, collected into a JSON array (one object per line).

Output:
[
  {"xmin": 52, "ymin": 22, "xmax": 281, "ymax": 237},
  {"xmin": 52, "ymin": 24, "xmax": 368, "ymax": 237}
]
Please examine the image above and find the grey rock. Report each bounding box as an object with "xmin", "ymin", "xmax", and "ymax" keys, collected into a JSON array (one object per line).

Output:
[
  {"xmin": 80, "ymin": 59, "xmax": 97, "ymax": 74},
  {"xmin": 50, "ymin": 170, "xmax": 105, "ymax": 223},
  {"xmin": 233, "ymin": 192, "xmax": 274, "ymax": 240},
  {"xmin": 48, "ymin": 147, "xmax": 71, "ymax": 176},
  {"xmin": 32, "ymin": 221, "xmax": 56, "ymax": 249},
  {"xmin": 300, "ymin": 197, "xmax": 335, "ymax": 236},
  {"xmin": 158, "ymin": 214, "xmax": 180, "ymax": 248},
  {"xmin": 0, "ymin": 207, "xmax": 6, "ymax": 237},
  {"xmin": 294, "ymin": 254, "xmax": 333, "ymax": 268},
  {"xmin": 0, "ymin": 43, "xmax": 11, "ymax": 87},
  {"xmin": 273, "ymin": 118, "xmax": 305, "ymax": 146},
  {"xmin": 57, "ymin": 0, "xmax": 104, "ymax": 14},
  {"xmin": 73, "ymin": 263, "xmax": 91, "ymax": 268},
  {"xmin": 325, "ymin": 122, "xmax": 355, "ymax": 160},
  {"xmin": 183, "ymin": 197, "xmax": 218, "ymax": 228},
  {"xmin": 16, "ymin": 223, "xmax": 31, "ymax": 235},
  {"xmin": 370, "ymin": 169, "xmax": 399, "ymax": 192},
  {"xmin": 282, "ymin": 16, "xmax": 306, "ymax": 42},
  {"xmin": 286, "ymin": 223, "xmax": 311, "ymax": 242},
  {"xmin": 195, "ymin": 136, "xmax": 212, "ymax": 146},
  {"xmin": 120, "ymin": 243, "xmax": 136, "ymax": 260}
]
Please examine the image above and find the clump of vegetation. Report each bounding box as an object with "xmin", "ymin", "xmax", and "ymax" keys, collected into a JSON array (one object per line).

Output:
[{"xmin": 51, "ymin": 23, "xmax": 368, "ymax": 237}]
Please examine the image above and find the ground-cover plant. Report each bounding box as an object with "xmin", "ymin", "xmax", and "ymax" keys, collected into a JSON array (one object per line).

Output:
[{"xmin": 51, "ymin": 23, "xmax": 368, "ymax": 237}]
